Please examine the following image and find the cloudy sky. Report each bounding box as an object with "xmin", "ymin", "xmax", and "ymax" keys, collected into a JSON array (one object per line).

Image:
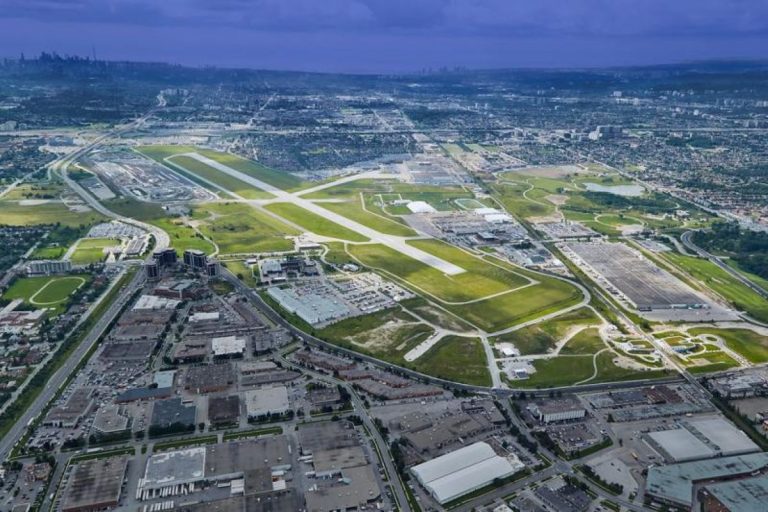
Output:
[{"xmin": 0, "ymin": 0, "xmax": 766, "ymax": 72}]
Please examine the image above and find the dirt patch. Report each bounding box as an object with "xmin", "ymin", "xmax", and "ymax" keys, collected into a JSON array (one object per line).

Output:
[
  {"xmin": 348, "ymin": 319, "xmax": 428, "ymax": 352},
  {"xmin": 545, "ymin": 194, "xmax": 568, "ymax": 206}
]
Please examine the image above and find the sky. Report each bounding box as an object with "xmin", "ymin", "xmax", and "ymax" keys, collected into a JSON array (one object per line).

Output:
[{"xmin": 0, "ymin": 0, "xmax": 766, "ymax": 73}]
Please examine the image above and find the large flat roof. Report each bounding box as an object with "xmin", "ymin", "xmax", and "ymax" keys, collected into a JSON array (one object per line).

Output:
[
  {"xmin": 687, "ymin": 418, "xmax": 759, "ymax": 456},
  {"xmin": 703, "ymin": 475, "xmax": 768, "ymax": 512},
  {"xmin": 143, "ymin": 447, "xmax": 206, "ymax": 490},
  {"xmin": 411, "ymin": 441, "xmax": 523, "ymax": 504},
  {"xmin": 646, "ymin": 429, "xmax": 715, "ymax": 462},
  {"xmin": 62, "ymin": 456, "xmax": 129, "ymax": 512},
  {"xmin": 646, "ymin": 453, "xmax": 768, "ymax": 507}
]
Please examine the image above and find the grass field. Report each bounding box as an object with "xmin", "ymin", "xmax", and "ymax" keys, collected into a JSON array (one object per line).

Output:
[
  {"xmin": 193, "ymin": 203, "xmax": 297, "ymax": 254},
  {"xmin": 492, "ymin": 308, "xmax": 600, "ymax": 355},
  {"xmin": 319, "ymin": 198, "xmax": 416, "ymax": 237},
  {"xmin": 516, "ymin": 351, "xmax": 670, "ymax": 388},
  {"xmin": 3, "ymin": 275, "xmax": 88, "ymax": 314},
  {"xmin": 560, "ymin": 328, "xmax": 605, "ymax": 355},
  {"xmin": 30, "ymin": 246, "xmax": 67, "ymax": 260},
  {"xmin": 264, "ymin": 202, "xmax": 369, "ymax": 242},
  {"xmin": 408, "ymin": 335, "xmax": 491, "ymax": 387},
  {"xmin": 222, "ymin": 260, "xmax": 259, "ymax": 287},
  {"xmin": 349, "ymin": 241, "xmax": 528, "ymax": 303},
  {"xmin": 689, "ymin": 327, "xmax": 768, "ymax": 364},
  {"xmin": 166, "ymin": 155, "xmax": 272, "ymax": 199},
  {"xmin": 663, "ymin": 252, "xmax": 768, "ymax": 322},
  {"xmin": 348, "ymin": 242, "xmax": 581, "ymax": 332},
  {"xmin": 70, "ymin": 238, "xmax": 119, "ymax": 264},
  {"xmin": 138, "ymin": 145, "xmax": 303, "ymax": 191},
  {"xmin": 0, "ymin": 201, "xmax": 105, "ymax": 227}
]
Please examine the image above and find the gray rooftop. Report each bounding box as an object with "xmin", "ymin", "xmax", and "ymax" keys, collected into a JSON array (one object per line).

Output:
[
  {"xmin": 646, "ymin": 453, "xmax": 768, "ymax": 507},
  {"xmin": 701, "ymin": 476, "xmax": 768, "ymax": 512}
]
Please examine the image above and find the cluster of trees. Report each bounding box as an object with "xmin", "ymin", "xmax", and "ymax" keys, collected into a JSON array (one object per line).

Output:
[{"xmin": 693, "ymin": 222, "xmax": 768, "ymax": 280}]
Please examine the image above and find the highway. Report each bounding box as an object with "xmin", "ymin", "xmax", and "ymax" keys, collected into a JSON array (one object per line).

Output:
[{"xmin": 0, "ymin": 268, "xmax": 144, "ymax": 463}]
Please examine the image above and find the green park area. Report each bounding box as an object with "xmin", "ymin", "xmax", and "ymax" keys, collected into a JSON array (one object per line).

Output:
[
  {"xmin": 2, "ymin": 275, "xmax": 89, "ymax": 315},
  {"xmin": 515, "ymin": 351, "xmax": 670, "ymax": 389},
  {"xmin": 69, "ymin": 238, "xmax": 119, "ymax": 264},
  {"xmin": 492, "ymin": 307, "xmax": 601, "ymax": 355},
  {"xmin": 662, "ymin": 252, "xmax": 768, "ymax": 323},
  {"xmin": 689, "ymin": 327, "xmax": 768, "ymax": 364}
]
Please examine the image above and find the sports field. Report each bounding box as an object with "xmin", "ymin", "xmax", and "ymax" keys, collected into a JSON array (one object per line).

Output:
[
  {"xmin": 265, "ymin": 202, "xmax": 369, "ymax": 242},
  {"xmin": 3, "ymin": 275, "xmax": 88, "ymax": 314},
  {"xmin": 70, "ymin": 238, "xmax": 119, "ymax": 264}
]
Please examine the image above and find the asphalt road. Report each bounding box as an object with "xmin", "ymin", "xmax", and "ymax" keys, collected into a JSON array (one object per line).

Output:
[
  {"xmin": 0, "ymin": 269, "xmax": 143, "ymax": 463},
  {"xmin": 276, "ymin": 352, "xmax": 412, "ymax": 512}
]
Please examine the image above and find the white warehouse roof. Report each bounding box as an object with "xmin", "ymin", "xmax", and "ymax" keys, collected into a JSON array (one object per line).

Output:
[
  {"xmin": 211, "ymin": 335, "xmax": 246, "ymax": 357},
  {"xmin": 411, "ymin": 442, "xmax": 523, "ymax": 504},
  {"xmin": 406, "ymin": 201, "xmax": 437, "ymax": 214}
]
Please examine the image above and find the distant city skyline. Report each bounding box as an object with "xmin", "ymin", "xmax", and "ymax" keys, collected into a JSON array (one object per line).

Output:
[{"xmin": 1, "ymin": 0, "xmax": 767, "ymax": 73}]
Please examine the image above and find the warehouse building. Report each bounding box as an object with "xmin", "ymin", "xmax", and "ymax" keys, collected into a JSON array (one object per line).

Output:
[
  {"xmin": 698, "ymin": 475, "xmax": 768, "ymax": 512},
  {"xmin": 61, "ymin": 456, "xmax": 128, "ymax": 512},
  {"xmin": 244, "ymin": 386, "xmax": 290, "ymax": 420},
  {"xmin": 646, "ymin": 453, "xmax": 768, "ymax": 509},
  {"xmin": 529, "ymin": 398, "xmax": 586, "ymax": 424},
  {"xmin": 411, "ymin": 442, "xmax": 524, "ymax": 504},
  {"xmin": 211, "ymin": 335, "xmax": 246, "ymax": 359},
  {"xmin": 645, "ymin": 418, "xmax": 759, "ymax": 463}
]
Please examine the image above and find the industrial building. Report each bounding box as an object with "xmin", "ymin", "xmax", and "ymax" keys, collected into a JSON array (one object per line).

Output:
[
  {"xmin": 211, "ymin": 335, "xmax": 246, "ymax": 359},
  {"xmin": 646, "ymin": 452, "xmax": 768, "ymax": 509},
  {"xmin": 244, "ymin": 386, "xmax": 290, "ymax": 420},
  {"xmin": 266, "ymin": 286, "xmax": 350, "ymax": 327},
  {"xmin": 529, "ymin": 398, "xmax": 586, "ymax": 424},
  {"xmin": 91, "ymin": 404, "xmax": 130, "ymax": 436},
  {"xmin": 645, "ymin": 418, "xmax": 759, "ymax": 462},
  {"xmin": 411, "ymin": 442, "xmax": 524, "ymax": 504},
  {"xmin": 61, "ymin": 456, "xmax": 129, "ymax": 512},
  {"xmin": 138, "ymin": 438, "xmax": 291, "ymax": 500},
  {"xmin": 150, "ymin": 398, "xmax": 197, "ymax": 432},
  {"xmin": 43, "ymin": 388, "xmax": 95, "ymax": 428},
  {"xmin": 698, "ymin": 475, "xmax": 768, "ymax": 512},
  {"xmin": 208, "ymin": 395, "xmax": 241, "ymax": 427}
]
